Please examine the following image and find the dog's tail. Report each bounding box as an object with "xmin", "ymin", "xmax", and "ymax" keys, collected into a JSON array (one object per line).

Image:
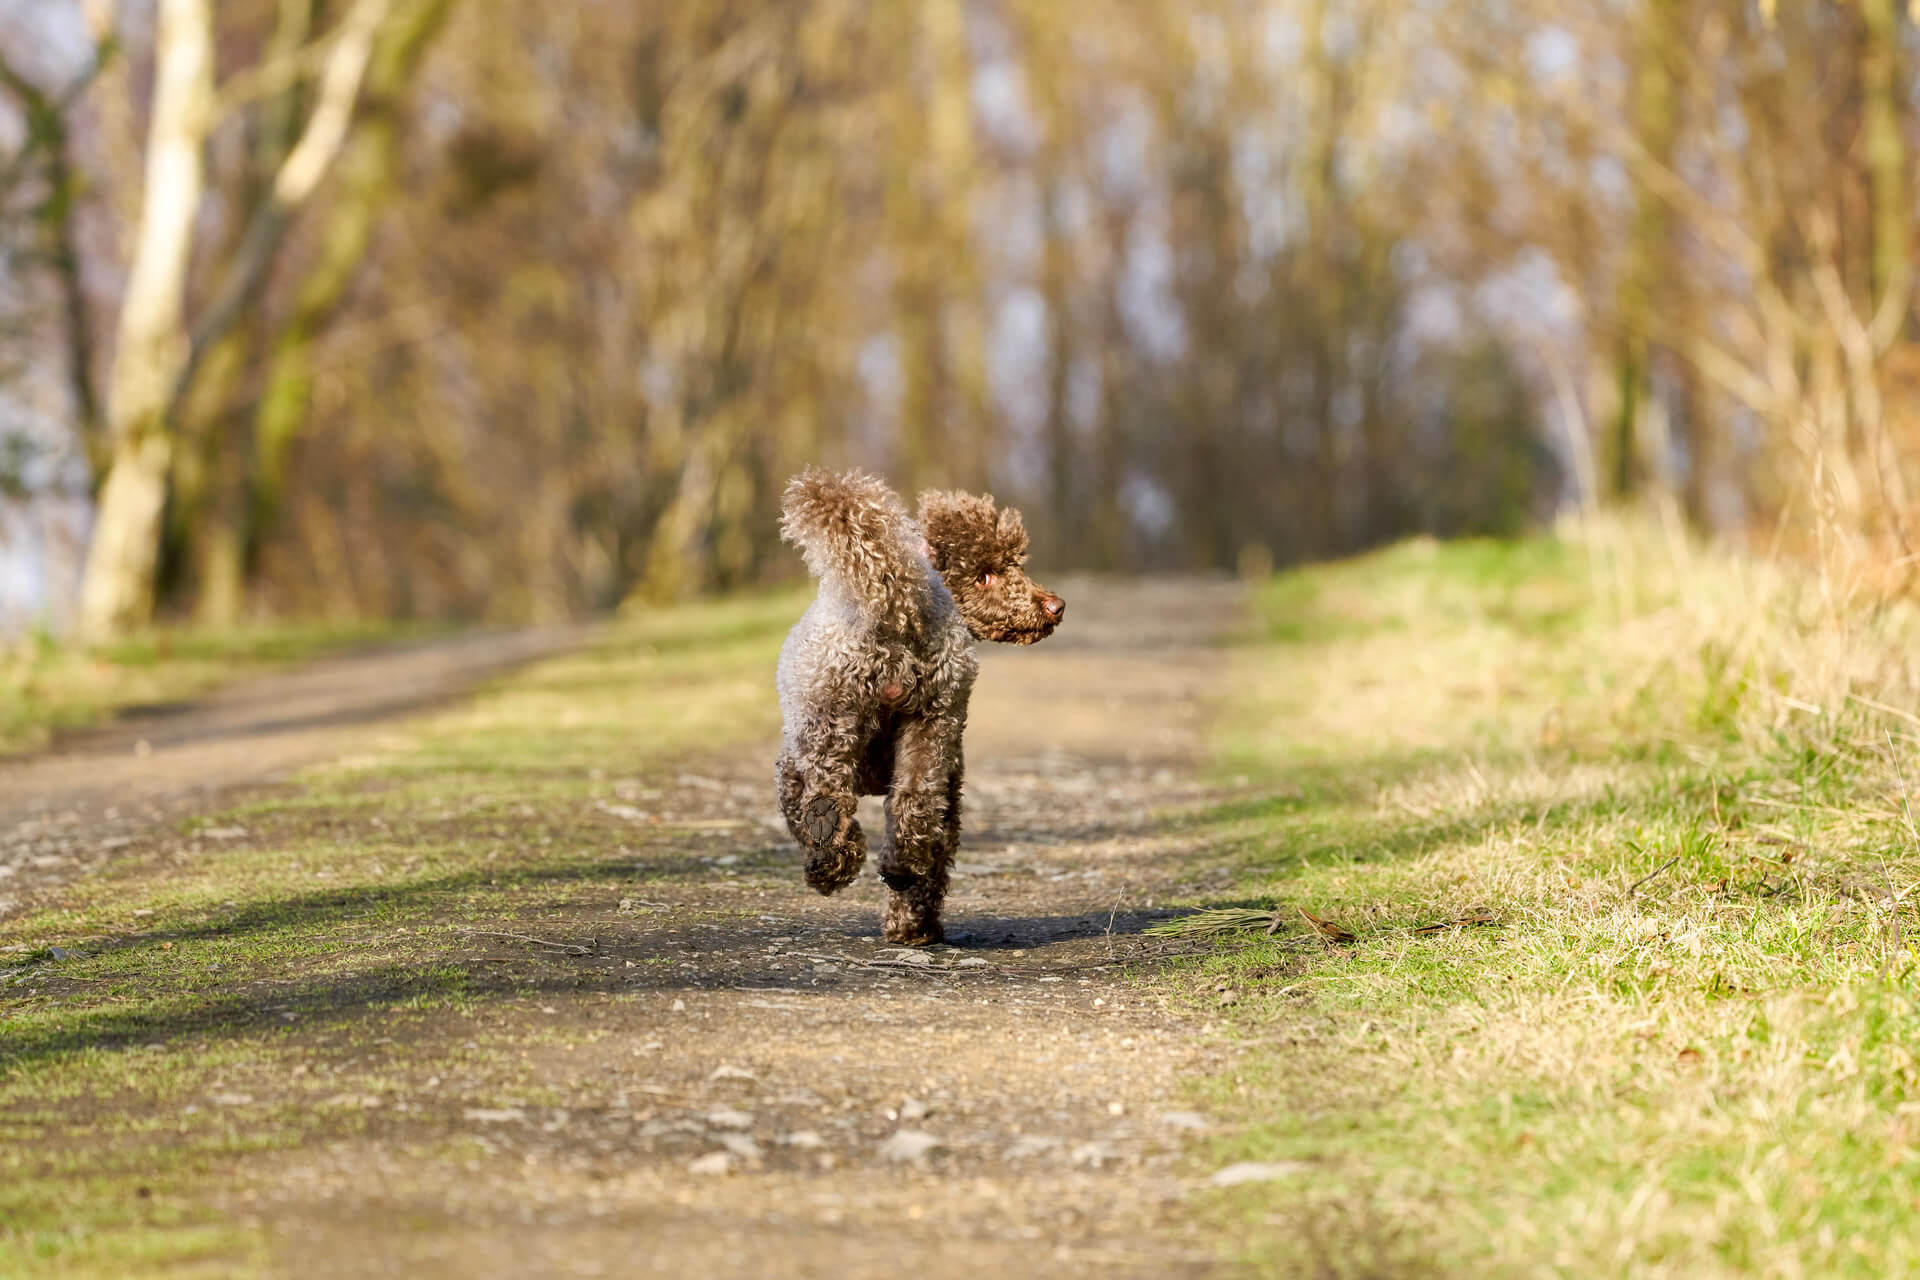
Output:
[{"xmin": 781, "ymin": 468, "xmax": 929, "ymax": 633}]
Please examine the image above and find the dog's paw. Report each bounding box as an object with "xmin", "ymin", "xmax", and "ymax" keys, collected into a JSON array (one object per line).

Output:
[
  {"xmin": 882, "ymin": 917, "xmax": 944, "ymax": 946},
  {"xmin": 800, "ymin": 794, "xmax": 844, "ymax": 848},
  {"xmin": 802, "ymin": 799, "xmax": 865, "ymax": 895},
  {"xmin": 883, "ymin": 897, "xmax": 943, "ymax": 945},
  {"xmin": 805, "ymin": 844, "xmax": 865, "ymax": 895}
]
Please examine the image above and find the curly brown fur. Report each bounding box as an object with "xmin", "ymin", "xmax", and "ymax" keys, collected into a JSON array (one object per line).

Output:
[
  {"xmin": 917, "ymin": 490, "xmax": 1065, "ymax": 644},
  {"xmin": 774, "ymin": 470, "xmax": 1062, "ymax": 944},
  {"xmin": 780, "ymin": 469, "xmax": 930, "ymax": 638}
]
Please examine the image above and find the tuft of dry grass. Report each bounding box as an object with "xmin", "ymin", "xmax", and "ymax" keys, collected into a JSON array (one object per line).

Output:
[{"xmin": 1191, "ymin": 520, "xmax": 1920, "ymax": 1278}]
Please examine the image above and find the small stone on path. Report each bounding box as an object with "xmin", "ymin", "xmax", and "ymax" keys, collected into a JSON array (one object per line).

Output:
[
  {"xmin": 688, "ymin": 1152, "xmax": 733, "ymax": 1176},
  {"xmin": 464, "ymin": 1107, "xmax": 526, "ymax": 1124},
  {"xmin": 879, "ymin": 1130, "xmax": 943, "ymax": 1163},
  {"xmin": 1070, "ymin": 1141, "xmax": 1118, "ymax": 1168},
  {"xmin": 1209, "ymin": 1161, "xmax": 1310, "ymax": 1187}
]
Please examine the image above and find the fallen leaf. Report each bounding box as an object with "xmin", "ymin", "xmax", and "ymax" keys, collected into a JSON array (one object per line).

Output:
[
  {"xmin": 1410, "ymin": 908, "xmax": 1500, "ymax": 935},
  {"xmin": 1297, "ymin": 907, "xmax": 1356, "ymax": 944}
]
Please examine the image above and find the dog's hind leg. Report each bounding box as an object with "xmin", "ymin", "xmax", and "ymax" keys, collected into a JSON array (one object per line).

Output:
[
  {"xmin": 881, "ymin": 724, "xmax": 961, "ymax": 945},
  {"xmin": 778, "ymin": 714, "xmax": 869, "ymax": 894}
]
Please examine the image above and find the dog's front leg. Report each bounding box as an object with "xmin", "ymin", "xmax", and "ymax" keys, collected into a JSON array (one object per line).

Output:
[
  {"xmin": 779, "ymin": 710, "xmax": 869, "ymax": 895},
  {"xmin": 881, "ymin": 722, "xmax": 962, "ymax": 945}
]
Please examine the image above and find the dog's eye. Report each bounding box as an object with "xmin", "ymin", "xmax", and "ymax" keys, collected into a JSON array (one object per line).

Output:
[{"xmin": 978, "ymin": 570, "xmax": 997, "ymax": 588}]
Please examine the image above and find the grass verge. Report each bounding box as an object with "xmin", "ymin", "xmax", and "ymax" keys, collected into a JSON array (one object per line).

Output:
[{"xmin": 1185, "ymin": 529, "xmax": 1920, "ymax": 1277}]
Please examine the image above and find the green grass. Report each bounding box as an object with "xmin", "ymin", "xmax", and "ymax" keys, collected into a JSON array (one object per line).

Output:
[
  {"xmin": 0, "ymin": 590, "xmax": 804, "ymax": 1277},
  {"xmin": 1185, "ymin": 529, "xmax": 1920, "ymax": 1277},
  {"xmin": 0, "ymin": 619, "xmax": 443, "ymax": 756}
]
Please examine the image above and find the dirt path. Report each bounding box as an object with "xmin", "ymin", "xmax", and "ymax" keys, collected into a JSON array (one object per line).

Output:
[
  {"xmin": 0, "ymin": 626, "xmax": 590, "ymax": 915},
  {"xmin": 241, "ymin": 579, "xmax": 1248, "ymax": 1278},
  {"xmin": 8, "ymin": 580, "xmax": 1250, "ymax": 1277}
]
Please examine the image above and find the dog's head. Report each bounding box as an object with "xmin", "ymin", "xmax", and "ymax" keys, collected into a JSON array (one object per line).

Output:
[{"xmin": 917, "ymin": 490, "xmax": 1064, "ymax": 645}]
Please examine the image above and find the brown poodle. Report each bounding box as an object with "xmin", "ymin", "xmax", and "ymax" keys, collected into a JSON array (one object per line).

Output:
[{"xmin": 775, "ymin": 469, "xmax": 1064, "ymax": 944}]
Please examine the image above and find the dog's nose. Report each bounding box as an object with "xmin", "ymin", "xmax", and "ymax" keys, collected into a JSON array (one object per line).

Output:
[{"xmin": 1040, "ymin": 593, "xmax": 1065, "ymax": 621}]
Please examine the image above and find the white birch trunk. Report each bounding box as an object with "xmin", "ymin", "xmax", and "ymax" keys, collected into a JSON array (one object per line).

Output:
[
  {"xmin": 77, "ymin": 0, "xmax": 214, "ymax": 640},
  {"xmin": 78, "ymin": 0, "xmax": 390, "ymax": 638}
]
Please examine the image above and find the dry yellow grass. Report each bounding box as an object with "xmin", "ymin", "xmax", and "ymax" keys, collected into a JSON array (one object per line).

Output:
[{"xmin": 1194, "ymin": 521, "xmax": 1920, "ymax": 1277}]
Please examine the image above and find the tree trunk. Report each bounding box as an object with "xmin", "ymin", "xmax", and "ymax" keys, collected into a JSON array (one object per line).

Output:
[
  {"xmin": 1040, "ymin": 175, "xmax": 1077, "ymax": 560},
  {"xmin": 1611, "ymin": 0, "xmax": 1682, "ymax": 504},
  {"xmin": 1861, "ymin": 0, "xmax": 1908, "ymax": 309},
  {"xmin": 80, "ymin": 0, "xmax": 400, "ymax": 637},
  {"xmin": 78, "ymin": 0, "xmax": 214, "ymax": 640},
  {"xmin": 248, "ymin": 0, "xmax": 455, "ymax": 596}
]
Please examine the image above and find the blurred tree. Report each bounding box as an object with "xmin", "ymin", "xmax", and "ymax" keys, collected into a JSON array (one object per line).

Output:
[
  {"xmin": 192, "ymin": 0, "xmax": 456, "ymax": 626},
  {"xmin": 76, "ymin": 0, "xmax": 215, "ymax": 640},
  {"xmin": 76, "ymin": 0, "xmax": 417, "ymax": 637},
  {"xmin": 43, "ymin": 0, "xmax": 1920, "ymax": 630}
]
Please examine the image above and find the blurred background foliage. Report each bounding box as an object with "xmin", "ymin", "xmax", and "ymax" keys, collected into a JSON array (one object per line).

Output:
[{"xmin": 0, "ymin": 0, "xmax": 1917, "ymax": 634}]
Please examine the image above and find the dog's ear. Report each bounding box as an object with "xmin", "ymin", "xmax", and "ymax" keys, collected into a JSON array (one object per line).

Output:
[
  {"xmin": 994, "ymin": 505, "xmax": 1029, "ymax": 560},
  {"xmin": 917, "ymin": 490, "xmax": 990, "ymax": 571}
]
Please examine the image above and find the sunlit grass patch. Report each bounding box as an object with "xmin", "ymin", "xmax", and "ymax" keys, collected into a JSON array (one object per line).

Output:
[{"xmin": 1189, "ymin": 524, "xmax": 1920, "ymax": 1277}]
